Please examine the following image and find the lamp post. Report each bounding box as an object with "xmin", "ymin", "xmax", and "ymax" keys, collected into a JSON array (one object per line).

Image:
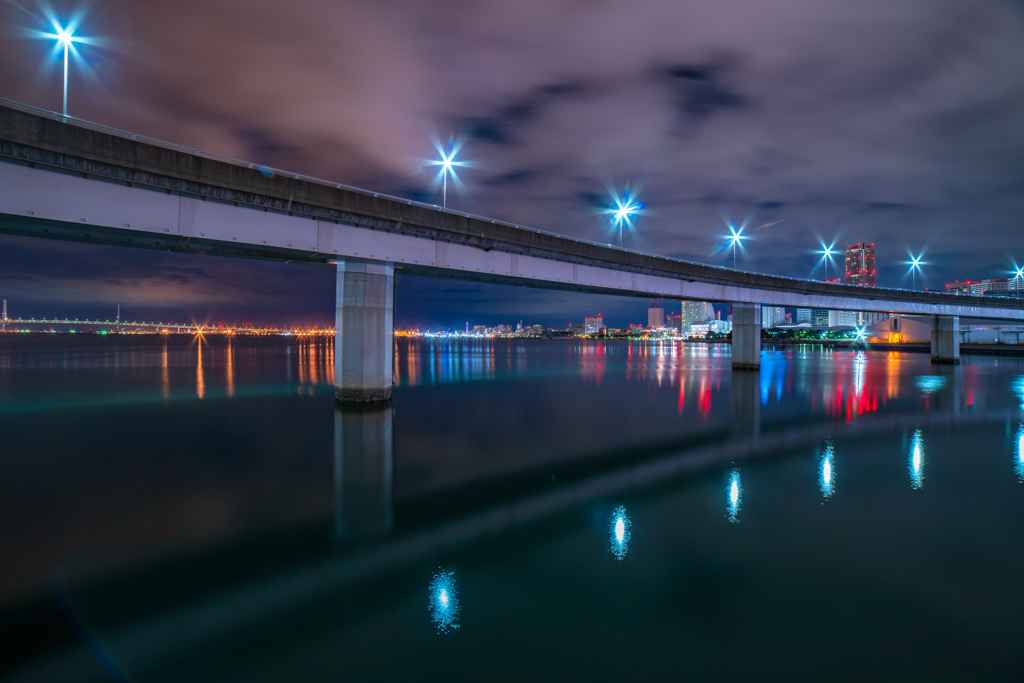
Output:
[
  {"xmin": 607, "ymin": 192, "xmax": 643, "ymax": 248},
  {"xmin": 728, "ymin": 226, "xmax": 746, "ymax": 270},
  {"xmin": 44, "ymin": 23, "xmax": 83, "ymax": 118},
  {"xmin": 818, "ymin": 244, "xmax": 837, "ymax": 282},
  {"xmin": 906, "ymin": 254, "xmax": 924, "ymax": 290}
]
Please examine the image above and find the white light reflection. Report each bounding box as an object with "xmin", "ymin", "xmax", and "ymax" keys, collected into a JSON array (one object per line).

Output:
[
  {"xmin": 909, "ymin": 428, "xmax": 925, "ymax": 489},
  {"xmin": 819, "ymin": 440, "xmax": 835, "ymax": 499},
  {"xmin": 609, "ymin": 505, "xmax": 631, "ymax": 560},
  {"xmin": 1015, "ymin": 423, "xmax": 1024, "ymax": 483},
  {"xmin": 1012, "ymin": 377, "xmax": 1024, "ymax": 410},
  {"xmin": 726, "ymin": 469, "xmax": 742, "ymax": 523},
  {"xmin": 915, "ymin": 376, "xmax": 947, "ymax": 395},
  {"xmin": 428, "ymin": 570, "xmax": 460, "ymax": 633}
]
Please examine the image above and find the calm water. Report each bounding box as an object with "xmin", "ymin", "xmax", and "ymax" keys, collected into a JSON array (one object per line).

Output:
[{"xmin": 2, "ymin": 336, "xmax": 1024, "ymax": 682}]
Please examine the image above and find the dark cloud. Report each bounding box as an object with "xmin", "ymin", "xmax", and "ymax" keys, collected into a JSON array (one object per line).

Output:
[{"xmin": 3, "ymin": 0, "xmax": 1024, "ymax": 326}]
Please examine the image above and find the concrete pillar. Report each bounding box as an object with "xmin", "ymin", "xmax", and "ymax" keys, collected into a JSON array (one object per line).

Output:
[
  {"xmin": 335, "ymin": 261, "xmax": 394, "ymax": 403},
  {"xmin": 334, "ymin": 403, "xmax": 393, "ymax": 539},
  {"xmin": 731, "ymin": 302, "xmax": 762, "ymax": 370},
  {"xmin": 931, "ymin": 315, "xmax": 960, "ymax": 364}
]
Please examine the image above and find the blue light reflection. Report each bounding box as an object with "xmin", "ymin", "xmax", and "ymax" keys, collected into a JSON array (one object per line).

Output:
[
  {"xmin": 1012, "ymin": 377, "xmax": 1024, "ymax": 410},
  {"xmin": 819, "ymin": 440, "xmax": 835, "ymax": 499},
  {"xmin": 909, "ymin": 428, "xmax": 925, "ymax": 489},
  {"xmin": 726, "ymin": 469, "xmax": 742, "ymax": 523},
  {"xmin": 428, "ymin": 570, "xmax": 460, "ymax": 633},
  {"xmin": 1015, "ymin": 423, "xmax": 1024, "ymax": 483},
  {"xmin": 609, "ymin": 505, "xmax": 631, "ymax": 560},
  {"xmin": 915, "ymin": 376, "xmax": 947, "ymax": 395}
]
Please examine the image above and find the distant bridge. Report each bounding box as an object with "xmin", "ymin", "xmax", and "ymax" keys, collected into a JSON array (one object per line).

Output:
[{"xmin": 3, "ymin": 99, "xmax": 1023, "ymax": 398}]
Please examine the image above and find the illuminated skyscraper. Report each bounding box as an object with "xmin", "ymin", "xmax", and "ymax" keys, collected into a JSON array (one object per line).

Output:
[
  {"xmin": 844, "ymin": 243, "xmax": 876, "ymax": 286},
  {"xmin": 681, "ymin": 301, "xmax": 714, "ymax": 328},
  {"xmin": 648, "ymin": 302, "xmax": 665, "ymax": 329},
  {"xmin": 585, "ymin": 316, "xmax": 603, "ymax": 335}
]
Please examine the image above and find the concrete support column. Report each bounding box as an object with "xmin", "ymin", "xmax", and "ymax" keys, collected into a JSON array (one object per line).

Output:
[
  {"xmin": 731, "ymin": 302, "xmax": 762, "ymax": 371},
  {"xmin": 334, "ymin": 403, "xmax": 393, "ymax": 539},
  {"xmin": 335, "ymin": 261, "xmax": 394, "ymax": 403},
  {"xmin": 931, "ymin": 315, "xmax": 960, "ymax": 364}
]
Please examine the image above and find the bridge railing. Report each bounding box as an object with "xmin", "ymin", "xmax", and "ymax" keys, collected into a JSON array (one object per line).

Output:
[{"xmin": 6, "ymin": 97, "xmax": 1024, "ymax": 304}]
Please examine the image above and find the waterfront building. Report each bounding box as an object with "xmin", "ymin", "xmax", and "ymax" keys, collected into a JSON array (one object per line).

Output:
[
  {"xmin": 796, "ymin": 308, "xmax": 812, "ymax": 324},
  {"xmin": 761, "ymin": 306, "xmax": 786, "ymax": 329},
  {"xmin": 585, "ymin": 316, "xmax": 603, "ymax": 335},
  {"xmin": 828, "ymin": 310, "xmax": 858, "ymax": 327},
  {"xmin": 811, "ymin": 309, "xmax": 830, "ymax": 327},
  {"xmin": 946, "ymin": 281, "xmax": 976, "ymax": 295},
  {"xmin": 648, "ymin": 304, "xmax": 665, "ymax": 329},
  {"xmin": 666, "ymin": 313, "xmax": 683, "ymax": 332},
  {"xmin": 681, "ymin": 301, "xmax": 714, "ymax": 328},
  {"xmin": 844, "ymin": 243, "xmax": 877, "ymax": 286}
]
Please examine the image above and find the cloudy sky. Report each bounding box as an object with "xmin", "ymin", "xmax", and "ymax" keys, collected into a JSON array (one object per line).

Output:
[{"xmin": 2, "ymin": 0, "xmax": 1024, "ymax": 328}]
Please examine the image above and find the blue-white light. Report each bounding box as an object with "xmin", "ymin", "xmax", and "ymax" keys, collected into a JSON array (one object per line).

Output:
[
  {"xmin": 915, "ymin": 375, "xmax": 947, "ymax": 395},
  {"xmin": 609, "ymin": 505, "xmax": 631, "ymax": 560},
  {"xmin": 601, "ymin": 190, "xmax": 644, "ymax": 248},
  {"xmin": 428, "ymin": 570, "xmax": 460, "ymax": 633},
  {"xmin": 1012, "ymin": 377, "xmax": 1024, "ymax": 410},
  {"xmin": 909, "ymin": 428, "xmax": 925, "ymax": 489},
  {"xmin": 726, "ymin": 469, "xmax": 742, "ymax": 522},
  {"xmin": 819, "ymin": 440, "xmax": 835, "ymax": 499},
  {"xmin": 1015, "ymin": 423, "xmax": 1024, "ymax": 483}
]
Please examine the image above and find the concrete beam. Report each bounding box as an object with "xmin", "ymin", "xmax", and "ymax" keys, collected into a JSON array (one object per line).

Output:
[
  {"xmin": 335, "ymin": 261, "xmax": 394, "ymax": 403},
  {"xmin": 732, "ymin": 303, "xmax": 762, "ymax": 370},
  {"xmin": 931, "ymin": 315, "xmax": 960, "ymax": 364}
]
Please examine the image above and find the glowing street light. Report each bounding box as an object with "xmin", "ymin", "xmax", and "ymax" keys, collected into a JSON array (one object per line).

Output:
[
  {"xmin": 603, "ymin": 191, "xmax": 644, "ymax": 248},
  {"xmin": 1012, "ymin": 266, "xmax": 1024, "ymax": 298},
  {"xmin": 727, "ymin": 226, "xmax": 747, "ymax": 270},
  {"xmin": 42, "ymin": 20, "xmax": 86, "ymax": 117},
  {"xmin": 906, "ymin": 252, "xmax": 925, "ymax": 290},
  {"xmin": 426, "ymin": 139, "xmax": 468, "ymax": 210},
  {"xmin": 817, "ymin": 242, "xmax": 838, "ymax": 282}
]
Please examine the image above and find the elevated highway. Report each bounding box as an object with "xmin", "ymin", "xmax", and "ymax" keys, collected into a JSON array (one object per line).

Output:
[{"xmin": 3, "ymin": 99, "xmax": 1023, "ymax": 397}]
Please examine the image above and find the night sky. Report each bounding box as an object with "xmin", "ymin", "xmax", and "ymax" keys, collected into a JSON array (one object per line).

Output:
[{"xmin": 2, "ymin": 0, "xmax": 1024, "ymax": 329}]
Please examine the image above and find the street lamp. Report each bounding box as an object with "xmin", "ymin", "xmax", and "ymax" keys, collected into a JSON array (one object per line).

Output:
[
  {"xmin": 42, "ymin": 20, "xmax": 86, "ymax": 118},
  {"xmin": 427, "ymin": 142, "xmax": 466, "ymax": 210},
  {"xmin": 727, "ymin": 225, "xmax": 747, "ymax": 270},
  {"xmin": 906, "ymin": 253, "xmax": 925, "ymax": 290},
  {"xmin": 1013, "ymin": 266, "xmax": 1024, "ymax": 298},
  {"xmin": 817, "ymin": 243, "xmax": 838, "ymax": 282},
  {"xmin": 604, "ymin": 191, "xmax": 643, "ymax": 248}
]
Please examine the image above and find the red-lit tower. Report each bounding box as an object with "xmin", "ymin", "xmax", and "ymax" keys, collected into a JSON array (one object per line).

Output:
[{"xmin": 844, "ymin": 243, "xmax": 876, "ymax": 286}]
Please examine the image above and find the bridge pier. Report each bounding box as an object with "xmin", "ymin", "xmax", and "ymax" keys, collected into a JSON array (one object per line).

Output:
[
  {"xmin": 731, "ymin": 303, "xmax": 761, "ymax": 371},
  {"xmin": 334, "ymin": 403, "xmax": 393, "ymax": 539},
  {"xmin": 334, "ymin": 261, "xmax": 394, "ymax": 403},
  {"xmin": 931, "ymin": 315, "xmax": 960, "ymax": 364}
]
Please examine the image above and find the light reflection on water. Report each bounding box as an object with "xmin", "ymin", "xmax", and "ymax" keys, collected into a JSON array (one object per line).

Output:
[
  {"xmin": 609, "ymin": 506, "xmax": 631, "ymax": 560},
  {"xmin": 1015, "ymin": 423, "xmax": 1024, "ymax": 483},
  {"xmin": 819, "ymin": 440, "xmax": 835, "ymax": 499},
  {"xmin": 428, "ymin": 570, "xmax": 460, "ymax": 634},
  {"xmin": 726, "ymin": 469, "xmax": 742, "ymax": 523},
  {"xmin": 909, "ymin": 428, "xmax": 925, "ymax": 489},
  {"xmin": 915, "ymin": 375, "xmax": 947, "ymax": 395}
]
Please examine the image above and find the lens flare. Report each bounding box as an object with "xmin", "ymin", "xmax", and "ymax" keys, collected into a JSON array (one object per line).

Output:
[
  {"xmin": 819, "ymin": 440, "xmax": 835, "ymax": 499},
  {"xmin": 726, "ymin": 469, "xmax": 742, "ymax": 522},
  {"xmin": 909, "ymin": 428, "xmax": 925, "ymax": 490},
  {"xmin": 428, "ymin": 570, "xmax": 460, "ymax": 633},
  {"xmin": 609, "ymin": 506, "xmax": 631, "ymax": 560}
]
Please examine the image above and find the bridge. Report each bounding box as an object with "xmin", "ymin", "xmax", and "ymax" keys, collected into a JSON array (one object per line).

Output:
[{"xmin": 2, "ymin": 99, "xmax": 1024, "ymax": 400}]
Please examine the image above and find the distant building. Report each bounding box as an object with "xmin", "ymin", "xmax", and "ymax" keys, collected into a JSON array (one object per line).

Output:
[
  {"xmin": 811, "ymin": 309, "xmax": 830, "ymax": 327},
  {"xmin": 828, "ymin": 310, "xmax": 858, "ymax": 327},
  {"xmin": 946, "ymin": 281, "xmax": 977, "ymax": 295},
  {"xmin": 973, "ymin": 278, "xmax": 1008, "ymax": 296},
  {"xmin": 666, "ymin": 313, "xmax": 683, "ymax": 332},
  {"xmin": 585, "ymin": 316, "xmax": 603, "ymax": 335},
  {"xmin": 681, "ymin": 301, "xmax": 714, "ymax": 328},
  {"xmin": 761, "ymin": 306, "xmax": 786, "ymax": 329},
  {"xmin": 648, "ymin": 304, "xmax": 665, "ymax": 329},
  {"xmin": 844, "ymin": 243, "xmax": 877, "ymax": 286},
  {"xmin": 796, "ymin": 308, "xmax": 812, "ymax": 324},
  {"xmin": 865, "ymin": 315, "xmax": 931, "ymax": 343},
  {"xmin": 858, "ymin": 312, "xmax": 888, "ymax": 327}
]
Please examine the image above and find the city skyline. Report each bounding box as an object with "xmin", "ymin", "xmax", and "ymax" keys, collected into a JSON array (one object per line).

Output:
[{"xmin": 3, "ymin": 1, "xmax": 1024, "ymax": 327}]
